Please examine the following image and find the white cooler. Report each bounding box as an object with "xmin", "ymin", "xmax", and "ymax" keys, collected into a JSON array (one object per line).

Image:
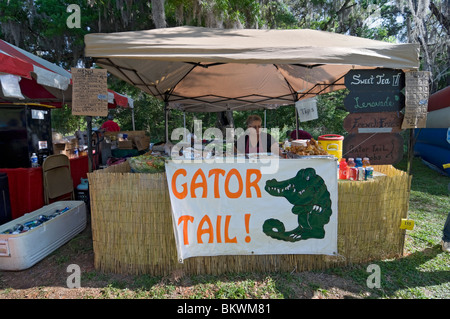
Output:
[{"xmin": 0, "ymin": 201, "xmax": 86, "ymax": 271}]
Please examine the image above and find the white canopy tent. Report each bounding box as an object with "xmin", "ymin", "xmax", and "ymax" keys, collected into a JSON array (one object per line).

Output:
[{"xmin": 84, "ymin": 26, "xmax": 420, "ymax": 113}]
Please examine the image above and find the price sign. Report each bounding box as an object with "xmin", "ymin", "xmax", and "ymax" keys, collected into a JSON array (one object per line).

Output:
[{"xmin": 71, "ymin": 68, "xmax": 108, "ymax": 116}]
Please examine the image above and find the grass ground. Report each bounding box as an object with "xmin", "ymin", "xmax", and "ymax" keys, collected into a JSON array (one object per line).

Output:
[{"xmin": 0, "ymin": 156, "xmax": 448, "ymax": 300}]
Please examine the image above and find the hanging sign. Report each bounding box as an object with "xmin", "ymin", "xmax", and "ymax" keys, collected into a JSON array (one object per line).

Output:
[
  {"xmin": 343, "ymin": 133, "xmax": 404, "ymax": 165},
  {"xmin": 344, "ymin": 69, "xmax": 405, "ymax": 113},
  {"xmin": 344, "ymin": 91, "xmax": 404, "ymax": 113},
  {"xmin": 343, "ymin": 112, "xmax": 404, "ymax": 134},
  {"xmin": 401, "ymin": 71, "xmax": 430, "ymax": 129},
  {"xmin": 295, "ymin": 97, "xmax": 318, "ymax": 122},
  {"xmin": 71, "ymin": 68, "xmax": 108, "ymax": 116},
  {"xmin": 165, "ymin": 158, "xmax": 338, "ymax": 262},
  {"xmin": 0, "ymin": 74, "xmax": 24, "ymax": 99}
]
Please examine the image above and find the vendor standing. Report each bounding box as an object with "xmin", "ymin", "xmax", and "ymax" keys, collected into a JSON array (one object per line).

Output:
[
  {"xmin": 101, "ymin": 114, "xmax": 121, "ymax": 132},
  {"xmin": 290, "ymin": 128, "xmax": 312, "ymax": 140},
  {"xmin": 235, "ymin": 115, "xmax": 280, "ymax": 155}
]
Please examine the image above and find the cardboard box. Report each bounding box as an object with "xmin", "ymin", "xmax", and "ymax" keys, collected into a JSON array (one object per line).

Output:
[
  {"xmin": 118, "ymin": 140, "xmax": 133, "ymax": 149},
  {"xmin": 134, "ymin": 136, "xmax": 151, "ymax": 151},
  {"xmin": 53, "ymin": 143, "xmax": 68, "ymax": 154}
]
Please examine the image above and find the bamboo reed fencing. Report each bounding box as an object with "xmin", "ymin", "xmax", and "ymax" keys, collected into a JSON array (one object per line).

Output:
[{"xmin": 88, "ymin": 162, "xmax": 411, "ymax": 275}]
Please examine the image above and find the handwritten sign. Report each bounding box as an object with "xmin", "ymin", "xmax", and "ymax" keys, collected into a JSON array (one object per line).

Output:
[
  {"xmin": 345, "ymin": 69, "xmax": 405, "ymax": 91},
  {"xmin": 343, "ymin": 112, "xmax": 404, "ymax": 134},
  {"xmin": 344, "ymin": 91, "xmax": 404, "ymax": 113},
  {"xmin": 401, "ymin": 71, "xmax": 430, "ymax": 129},
  {"xmin": 344, "ymin": 69, "xmax": 405, "ymax": 113},
  {"xmin": 71, "ymin": 68, "xmax": 108, "ymax": 116},
  {"xmin": 343, "ymin": 133, "xmax": 404, "ymax": 165},
  {"xmin": 295, "ymin": 97, "xmax": 318, "ymax": 122}
]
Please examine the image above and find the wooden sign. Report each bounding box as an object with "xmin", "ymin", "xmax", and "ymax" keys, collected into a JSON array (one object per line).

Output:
[
  {"xmin": 345, "ymin": 68, "xmax": 405, "ymax": 92},
  {"xmin": 344, "ymin": 91, "xmax": 404, "ymax": 113},
  {"xmin": 401, "ymin": 71, "xmax": 430, "ymax": 129},
  {"xmin": 71, "ymin": 68, "xmax": 108, "ymax": 116},
  {"xmin": 344, "ymin": 69, "xmax": 405, "ymax": 113},
  {"xmin": 343, "ymin": 112, "xmax": 404, "ymax": 134},
  {"xmin": 343, "ymin": 133, "xmax": 404, "ymax": 165}
]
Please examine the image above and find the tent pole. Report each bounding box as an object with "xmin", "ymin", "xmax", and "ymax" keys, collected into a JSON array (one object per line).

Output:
[
  {"xmin": 264, "ymin": 109, "xmax": 267, "ymax": 128},
  {"xmin": 295, "ymin": 107, "xmax": 299, "ymax": 139},
  {"xmin": 164, "ymin": 102, "xmax": 169, "ymax": 143},
  {"xmin": 87, "ymin": 116, "xmax": 93, "ymax": 173},
  {"xmin": 407, "ymin": 128, "xmax": 417, "ymax": 175},
  {"xmin": 131, "ymin": 105, "xmax": 135, "ymax": 131}
]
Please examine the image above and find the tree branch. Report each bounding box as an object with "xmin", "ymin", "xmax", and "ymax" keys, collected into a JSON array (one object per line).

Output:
[{"xmin": 429, "ymin": 1, "xmax": 450, "ymax": 35}]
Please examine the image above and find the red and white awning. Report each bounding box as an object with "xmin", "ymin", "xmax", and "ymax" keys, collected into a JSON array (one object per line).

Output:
[{"xmin": 0, "ymin": 39, "xmax": 133, "ymax": 109}]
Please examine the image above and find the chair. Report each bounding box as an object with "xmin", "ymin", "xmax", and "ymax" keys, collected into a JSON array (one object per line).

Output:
[{"xmin": 42, "ymin": 154, "xmax": 74, "ymax": 204}]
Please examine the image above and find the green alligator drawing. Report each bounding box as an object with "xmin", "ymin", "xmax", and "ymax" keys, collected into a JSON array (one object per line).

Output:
[{"xmin": 263, "ymin": 168, "xmax": 332, "ymax": 242}]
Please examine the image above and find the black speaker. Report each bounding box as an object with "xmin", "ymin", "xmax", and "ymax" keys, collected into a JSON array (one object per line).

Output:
[{"xmin": 0, "ymin": 173, "xmax": 12, "ymax": 225}]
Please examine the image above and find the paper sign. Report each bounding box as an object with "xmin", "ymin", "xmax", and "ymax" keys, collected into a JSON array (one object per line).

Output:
[
  {"xmin": 401, "ymin": 71, "xmax": 430, "ymax": 129},
  {"xmin": 0, "ymin": 74, "xmax": 24, "ymax": 99},
  {"xmin": 165, "ymin": 158, "xmax": 338, "ymax": 262},
  {"xmin": 400, "ymin": 219, "xmax": 415, "ymax": 230},
  {"xmin": 295, "ymin": 97, "xmax": 318, "ymax": 122},
  {"xmin": 71, "ymin": 68, "xmax": 108, "ymax": 116}
]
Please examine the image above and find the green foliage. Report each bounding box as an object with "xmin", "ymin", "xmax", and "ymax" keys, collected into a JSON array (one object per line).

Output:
[
  {"xmin": 2, "ymin": 0, "xmax": 448, "ymax": 137},
  {"xmin": 51, "ymin": 104, "xmax": 87, "ymax": 135}
]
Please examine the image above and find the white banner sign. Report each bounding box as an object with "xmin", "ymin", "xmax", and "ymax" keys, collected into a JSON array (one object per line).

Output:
[{"xmin": 165, "ymin": 158, "xmax": 338, "ymax": 262}]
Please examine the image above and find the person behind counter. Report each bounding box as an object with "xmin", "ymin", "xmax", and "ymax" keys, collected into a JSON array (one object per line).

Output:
[
  {"xmin": 290, "ymin": 128, "xmax": 312, "ymax": 140},
  {"xmin": 235, "ymin": 115, "xmax": 280, "ymax": 155},
  {"xmin": 101, "ymin": 114, "xmax": 121, "ymax": 132}
]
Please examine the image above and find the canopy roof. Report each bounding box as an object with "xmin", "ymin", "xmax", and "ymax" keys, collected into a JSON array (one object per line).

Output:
[
  {"xmin": 85, "ymin": 26, "xmax": 420, "ymax": 112},
  {"xmin": 0, "ymin": 39, "xmax": 132, "ymax": 109}
]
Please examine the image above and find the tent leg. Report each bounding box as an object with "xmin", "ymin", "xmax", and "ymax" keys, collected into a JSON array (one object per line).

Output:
[
  {"xmin": 165, "ymin": 102, "xmax": 169, "ymax": 143},
  {"xmin": 132, "ymin": 107, "xmax": 135, "ymax": 131},
  {"xmin": 295, "ymin": 107, "xmax": 299, "ymax": 139},
  {"xmin": 264, "ymin": 109, "xmax": 267, "ymax": 128},
  {"xmin": 87, "ymin": 116, "xmax": 93, "ymax": 173},
  {"xmin": 407, "ymin": 128, "xmax": 418, "ymax": 175}
]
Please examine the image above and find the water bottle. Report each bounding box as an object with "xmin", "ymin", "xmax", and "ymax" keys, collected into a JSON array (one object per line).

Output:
[
  {"xmin": 338, "ymin": 158, "xmax": 348, "ymax": 180},
  {"xmin": 30, "ymin": 153, "xmax": 39, "ymax": 167}
]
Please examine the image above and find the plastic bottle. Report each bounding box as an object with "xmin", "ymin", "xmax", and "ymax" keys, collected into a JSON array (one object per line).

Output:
[
  {"xmin": 338, "ymin": 158, "xmax": 348, "ymax": 180},
  {"xmin": 362, "ymin": 157, "xmax": 371, "ymax": 167},
  {"xmin": 30, "ymin": 153, "xmax": 39, "ymax": 167},
  {"xmin": 347, "ymin": 157, "xmax": 358, "ymax": 180},
  {"xmin": 347, "ymin": 158, "xmax": 355, "ymax": 167},
  {"xmin": 355, "ymin": 158, "xmax": 363, "ymax": 167}
]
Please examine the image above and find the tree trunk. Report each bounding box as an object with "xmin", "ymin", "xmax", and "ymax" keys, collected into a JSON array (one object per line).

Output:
[{"xmin": 151, "ymin": 0, "xmax": 167, "ymax": 28}]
